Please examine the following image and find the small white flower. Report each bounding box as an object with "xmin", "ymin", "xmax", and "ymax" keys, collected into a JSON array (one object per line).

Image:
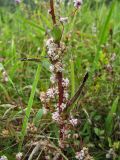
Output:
[
  {"xmin": 52, "ymin": 111, "xmax": 60, "ymax": 122},
  {"xmin": 46, "ymin": 88, "xmax": 55, "ymax": 98},
  {"xmin": 69, "ymin": 118, "xmax": 78, "ymax": 126},
  {"xmin": 2, "ymin": 70, "xmax": 8, "ymax": 82},
  {"xmin": 0, "ymin": 156, "xmax": 8, "ymax": 160},
  {"xmin": 60, "ymin": 17, "xmax": 68, "ymax": 23},
  {"xmin": 106, "ymin": 148, "xmax": 116, "ymax": 159},
  {"xmin": 62, "ymin": 78, "xmax": 69, "ymax": 87},
  {"xmin": 55, "ymin": 62, "xmax": 64, "ymax": 72},
  {"xmin": 52, "ymin": 54, "xmax": 60, "ymax": 61},
  {"xmin": 60, "ymin": 103, "xmax": 66, "ymax": 111},
  {"xmin": 111, "ymin": 53, "xmax": 116, "ymax": 61},
  {"xmin": 54, "ymin": 87, "xmax": 59, "ymax": 94},
  {"xmin": 45, "ymin": 155, "xmax": 51, "ymax": 160},
  {"xmin": 106, "ymin": 153, "xmax": 111, "ymax": 159},
  {"xmin": 16, "ymin": 152, "xmax": 23, "ymax": 160},
  {"xmin": 49, "ymin": 65, "xmax": 55, "ymax": 72},
  {"xmin": 40, "ymin": 92, "xmax": 46, "ymax": 102},
  {"xmin": 75, "ymin": 150, "xmax": 85, "ymax": 160},
  {"xmin": 47, "ymin": 50, "xmax": 55, "ymax": 57},
  {"xmin": 57, "ymin": 49, "xmax": 62, "ymax": 55},
  {"xmin": 46, "ymin": 38, "xmax": 54, "ymax": 47},
  {"xmin": 48, "ymin": 43, "xmax": 58, "ymax": 52},
  {"xmin": 64, "ymin": 91, "xmax": 69, "ymax": 100},
  {"xmin": 46, "ymin": 97, "xmax": 50, "ymax": 103},
  {"xmin": 50, "ymin": 74, "xmax": 56, "ymax": 84}
]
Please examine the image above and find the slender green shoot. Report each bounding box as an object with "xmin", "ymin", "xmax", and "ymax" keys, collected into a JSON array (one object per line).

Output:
[
  {"xmin": 19, "ymin": 49, "xmax": 45, "ymax": 150},
  {"xmin": 70, "ymin": 59, "xmax": 75, "ymax": 97}
]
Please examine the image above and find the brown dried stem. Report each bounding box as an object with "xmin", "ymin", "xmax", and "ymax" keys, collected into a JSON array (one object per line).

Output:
[
  {"xmin": 49, "ymin": 0, "xmax": 56, "ymax": 25},
  {"xmin": 67, "ymin": 72, "xmax": 89, "ymax": 107}
]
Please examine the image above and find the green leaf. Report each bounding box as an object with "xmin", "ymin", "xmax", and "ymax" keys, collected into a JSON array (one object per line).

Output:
[
  {"xmin": 105, "ymin": 97, "xmax": 119, "ymax": 136},
  {"xmin": 90, "ymin": 1, "xmax": 116, "ymax": 75},
  {"xmin": 51, "ymin": 25, "xmax": 62, "ymax": 43},
  {"xmin": 19, "ymin": 49, "xmax": 46, "ymax": 150},
  {"xmin": 94, "ymin": 127, "xmax": 100, "ymax": 136},
  {"xmin": 33, "ymin": 108, "xmax": 43, "ymax": 127}
]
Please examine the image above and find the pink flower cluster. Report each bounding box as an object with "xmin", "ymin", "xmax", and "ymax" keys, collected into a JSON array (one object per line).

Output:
[
  {"xmin": 74, "ymin": 0, "xmax": 83, "ymax": 9},
  {"xmin": 39, "ymin": 35, "xmax": 80, "ymax": 151},
  {"xmin": 40, "ymin": 37, "xmax": 69, "ymax": 118},
  {"xmin": 76, "ymin": 147, "xmax": 94, "ymax": 160}
]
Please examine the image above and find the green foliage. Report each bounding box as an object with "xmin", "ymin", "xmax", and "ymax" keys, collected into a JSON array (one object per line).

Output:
[
  {"xmin": 0, "ymin": 0, "xmax": 120, "ymax": 159},
  {"xmin": 91, "ymin": 0, "xmax": 116, "ymax": 75},
  {"xmin": 33, "ymin": 108, "xmax": 43, "ymax": 127},
  {"xmin": 19, "ymin": 49, "xmax": 46, "ymax": 150},
  {"xmin": 105, "ymin": 96, "xmax": 119, "ymax": 136},
  {"xmin": 51, "ymin": 25, "xmax": 62, "ymax": 43}
]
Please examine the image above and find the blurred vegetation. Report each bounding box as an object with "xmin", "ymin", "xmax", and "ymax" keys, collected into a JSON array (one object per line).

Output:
[{"xmin": 0, "ymin": 0, "xmax": 120, "ymax": 159}]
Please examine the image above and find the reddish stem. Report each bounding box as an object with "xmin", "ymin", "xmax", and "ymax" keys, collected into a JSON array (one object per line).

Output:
[
  {"xmin": 49, "ymin": 0, "xmax": 56, "ymax": 25},
  {"xmin": 49, "ymin": 1, "xmax": 64, "ymax": 159},
  {"xmin": 57, "ymin": 72, "xmax": 64, "ymax": 112},
  {"xmin": 57, "ymin": 72, "xmax": 64, "ymax": 144}
]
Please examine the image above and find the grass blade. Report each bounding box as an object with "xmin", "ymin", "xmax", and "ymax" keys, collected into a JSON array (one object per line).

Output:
[
  {"xmin": 19, "ymin": 49, "xmax": 45, "ymax": 150},
  {"xmin": 105, "ymin": 96, "xmax": 119, "ymax": 136},
  {"xmin": 91, "ymin": 1, "xmax": 116, "ymax": 75},
  {"xmin": 70, "ymin": 59, "xmax": 75, "ymax": 97}
]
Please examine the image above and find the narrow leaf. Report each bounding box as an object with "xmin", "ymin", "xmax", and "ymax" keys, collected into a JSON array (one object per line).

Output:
[{"xmin": 105, "ymin": 96, "xmax": 119, "ymax": 136}]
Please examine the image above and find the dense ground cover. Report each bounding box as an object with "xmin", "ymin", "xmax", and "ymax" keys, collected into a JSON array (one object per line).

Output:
[{"xmin": 0, "ymin": 0, "xmax": 120, "ymax": 159}]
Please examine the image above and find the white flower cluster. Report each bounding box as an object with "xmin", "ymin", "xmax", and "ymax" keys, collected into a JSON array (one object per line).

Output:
[
  {"xmin": 55, "ymin": 62, "xmax": 64, "ymax": 72},
  {"xmin": 62, "ymin": 78, "xmax": 69, "ymax": 88},
  {"xmin": 76, "ymin": 147, "xmax": 94, "ymax": 160},
  {"xmin": 40, "ymin": 87, "xmax": 58, "ymax": 103},
  {"xmin": 16, "ymin": 152, "xmax": 23, "ymax": 160},
  {"xmin": 46, "ymin": 88, "xmax": 56, "ymax": 99},
  {"xmin": 49, "ymin": 64, "xmax": 54, "ymax": 72},
  {"xmin": 52, "ymin": 111, "xmax": 61, "ymax": 122},
  {"xmin": 62, "ymin": 78, "xmax": 69, "ymax": 101},
  {"xmin": 46, "ymin": 38, "xmax": 65, "ymax": 61},
  {"xmin": 0, "ymin": 156, "xmax": 8, "ymax": 160},
  {"xmin": 60, "ymin": 17, "xmax": 68, "ymax": 23},
  {"xmin": 60, "ymin": 103, "xmax": 67, "ymax": 111},
  {"xmin": 74, "ymin": 0, "xmax": 83, "ymax": 8},
  {"xmin": 64, "ymin": 91, "xmax": 69, "ymax": 100},
  {"xmin": 75, "ymin": 147, "xmax": 88, "ymax": 160},
  {"xmin": 40, "ymin": 91, "xmax": 46, "ymax": 103},
  {"xmin": 52, "ymin": 103, "xmax": 66, "ymax": 121},
  {"xmin": 49, "ymin": 62, "xmax": 64, "ymax": 73},
  {"xmin": 106, "ymin": 148, "xmax": 116, "ymax": 159},
  {"xmin": 40, "ymin": 36, "xmax": 70, "ymax": 129},
  {"xmin": 50, "ymin": 74, "xmax": 56, "ymax": 84},
  {"xmin": 69, "ymin": 117, "xmax": 78, "ymax": 126}
]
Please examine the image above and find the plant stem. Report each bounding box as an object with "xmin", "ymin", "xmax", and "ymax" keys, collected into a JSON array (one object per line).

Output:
[
  {"xmin": 50, "ymin": 0, "xmax": 56, "ymax": 25},
  {"xmin": 49, "ymin": 1, "xmax": 64, "ymax": 159},
  {"xmin": 67, "ymin": 72, "xmax": 89, "ymax": 108}
]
